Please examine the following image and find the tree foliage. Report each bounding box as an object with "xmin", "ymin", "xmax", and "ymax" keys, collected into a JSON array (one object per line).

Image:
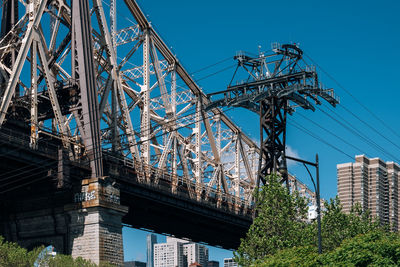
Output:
[
  {"xmin": 0, "ymin": 235, "xmax": 42, "ymax": 267},
  {"xmin": 320, "ymin": 196, "xmax": 379, "ymax": 251},
  {"xmin": 233, "ymin": 174, "xmax": 313, "ymax": 266},
  {"xmin": 256, "ymin": 230, "xmax": 400, "ymax": 266}
]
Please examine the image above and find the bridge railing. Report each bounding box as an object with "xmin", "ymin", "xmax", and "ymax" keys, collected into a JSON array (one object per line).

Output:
[{"xmin": 104, "ymin": 153, "xmax": 253, "ymax": 217}]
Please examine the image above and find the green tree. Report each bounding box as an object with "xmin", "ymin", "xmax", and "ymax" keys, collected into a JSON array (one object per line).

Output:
[
  {"xmin": 321, "ymin": 230, "xmax": 400, "ymax": 266},
  {"xmin": 253, "ymin": 245, "xmax": 320, "ymax": 267},
  {"xmin": 320, "ymin": 197, "xmax": 379, "ymax": 252},
  {"xmin": 233, "ymin": 174, "xmax": 314, "ymax": 266},
  {"xmin": 256, "ymin": 230, "xmax": 400, "ymax": 266},
  {"xmin": 47, "ymin": 254, "xmax": 98, "ymax": 267},
  {"xmin": 0, "ymin": 235, "xmax": 42, "ymax": 267}
]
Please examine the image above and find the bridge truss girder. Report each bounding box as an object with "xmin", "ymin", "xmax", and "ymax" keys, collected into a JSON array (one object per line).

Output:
[{"xmin": 0, "ymin": 0, "xmax": 259, "ymax": 206}]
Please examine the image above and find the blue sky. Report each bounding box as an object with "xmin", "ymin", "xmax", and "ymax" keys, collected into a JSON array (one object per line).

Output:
[{"xmin": 122, "ymin": 0, "xmax": 400, "ymax": 264}]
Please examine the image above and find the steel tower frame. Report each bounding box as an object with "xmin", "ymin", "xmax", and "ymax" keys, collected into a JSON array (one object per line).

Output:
[{"xmin": 206, "ymin": 43, "xmax": 339, "ymax": 188}]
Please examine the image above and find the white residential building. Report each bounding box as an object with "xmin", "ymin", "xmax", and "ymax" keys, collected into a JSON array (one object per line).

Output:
[
  {"xmin": 153, "ymin": 236, "xmax": 209, "ymax": 267},
  {"xmin": 154, "ymin": 240, "xmax": 184, "ymax": 267}
]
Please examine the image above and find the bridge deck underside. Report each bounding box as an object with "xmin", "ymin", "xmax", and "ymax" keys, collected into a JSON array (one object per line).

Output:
[{"xmin": 120, "ymin": 179, "xmax": 251, "ymax": 249}]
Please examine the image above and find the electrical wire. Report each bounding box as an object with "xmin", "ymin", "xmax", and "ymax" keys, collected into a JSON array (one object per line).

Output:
[
  {"xmin": 0, "ymin": 159, "xmax": 56, "ymax": 182},
  {"xmin": 301, "ymin": 54, "xmax": 400, "ymax": 161},
  {"xmin": 288, "ymin": 120, "xmax": 354, "ymax": 160},
  {"xmin": 189, "ymin": 57, "xmax": 232, "ymax": 75},
  {"xmin": 294, "ymin": 112, "xmax": 369, "ymax": 157},
  {"xmin": 317, "ymin": 104, "xmax": 400, "ymax": 162},
  {"xmin": 0, "ymin": 167, "xmax": 58, "ymax": 194},
  {"xmin": 338, "ymin": 104, "xmax": 400, "ymax": 152},
  {"xmin": 304, "ymin": 52, "xmax": 400, "ymax": 141}
]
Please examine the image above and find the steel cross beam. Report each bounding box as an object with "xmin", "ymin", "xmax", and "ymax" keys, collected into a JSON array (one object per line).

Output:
[{"xmin": 205, "ymin": 43, "xmax": 339, "ymax": 187}]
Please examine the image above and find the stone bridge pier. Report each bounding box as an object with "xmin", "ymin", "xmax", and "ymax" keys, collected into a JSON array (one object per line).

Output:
[{"xmin": 0, "ymin": 178, "xmax": 128, "ymax": 266}]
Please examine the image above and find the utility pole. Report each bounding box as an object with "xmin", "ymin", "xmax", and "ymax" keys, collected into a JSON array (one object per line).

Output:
[{"xmin": 285, "ymin": 154, "xmax": 322, "ymax": 254}]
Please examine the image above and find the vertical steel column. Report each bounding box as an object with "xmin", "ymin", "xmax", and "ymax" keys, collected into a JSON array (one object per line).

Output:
[
  {"xmin": 234, "ymin": 134, "xmax": 241, "ymax": 211},
  {"xmin": 30, "ymin": 39, "xmax": 38, "ymax": 149},
  {"xmin": 171, "ymin": 70, "xmax": 177, "ymax": 178},
  {"xmin": 215, "ymin": 114, "xmax": 223, "ymax": 206},
  {"xmin": 316, "ymin": 154, "xmax": 322, "ymax": 254},
  {"xmin": 111, "ymin": 85, "xmax": 119, "ymax": 153},
  {"xmin": 216, "ymin": 114, "xmax": 222, "ymax": 193},
  {"xmin": 141, "ymin": 31, "xmax": 151, "ymax": 176},
  {"xmin": 72, "ymin": 0, "xmax": 103, "ymax": 178},
  {"xmin": 258, "ymin": 97, "xmax": 287, "ymax": 184},
  {"xmin": 29, "ymin": 0, "xmax": 38, "ymax": 149},
  {"xmin": 195, "ymin": 99, "xmax": 202, "ymax": 200},
  {"xmin": 234, "ymin": 135, "xmax": 240, "ymax": 198},
  {"xmin": 254, "ymin": 97, "xmax": 287, "ymax": 216}
]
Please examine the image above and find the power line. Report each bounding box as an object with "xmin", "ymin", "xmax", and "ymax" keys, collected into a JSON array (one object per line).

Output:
[
  {"xmin": 189, "ymin": 57, "xmax": 232, "ymax": 75},
  {"xmin": 304, "ymin": 52, "xmax": 400, "ymax": 142},
  {"xmin": 294, "ymin": 112, "xmax": 369, "ymax": 157},
  {"xmin": 338, "ymin": 104, "xmax": 400, "ymax": 152},
  {"xmin": 0, "ymin": 168, "xmax": 58, "ymax": 194},
  {"xmin": 317, "ymin": 104, "xmax": 400, "ymax": 162},
  {"xmin": 0, "ymin": 159, "xmax": 56, "ymax": 182},
  {"xmin": 288, "ymin": 120, "xmax": 353, "ymax": 160}
]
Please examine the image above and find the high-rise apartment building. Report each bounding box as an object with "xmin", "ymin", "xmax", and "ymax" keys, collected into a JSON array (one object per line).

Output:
[
  {"xmin": 337, "ymin": 155, "xmax": 399, "ymax": 230},
  {"xmin": 153, "ymin": 236, "xmax": 209, "ymax": 267},
  {"xmin": 154, "ymin": 238, "xmax": 184, "ymax": 267},
  {"xmin": 147, "ymin": 234, "xmax": 157, "ymax": 267}
]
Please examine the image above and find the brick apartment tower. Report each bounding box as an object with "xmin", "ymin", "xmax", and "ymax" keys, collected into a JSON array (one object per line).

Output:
[{"xmin": 337, "ymin": 155, "xmax": 399, "ymax": 231}]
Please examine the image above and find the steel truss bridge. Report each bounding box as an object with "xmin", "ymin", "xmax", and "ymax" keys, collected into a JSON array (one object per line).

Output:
[{"xmin": 0, "ymin": 0, "xmax": 319, "ymax": 258}]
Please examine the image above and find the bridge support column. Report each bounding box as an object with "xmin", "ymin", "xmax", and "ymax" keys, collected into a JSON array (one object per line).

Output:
[
  {"xmin": 68, "ymin": 206, "xmax": 126, "ymax": 265},
  {"xmin": 67, "ymin": 178, "xmax": 128, "ymax": 266}
]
